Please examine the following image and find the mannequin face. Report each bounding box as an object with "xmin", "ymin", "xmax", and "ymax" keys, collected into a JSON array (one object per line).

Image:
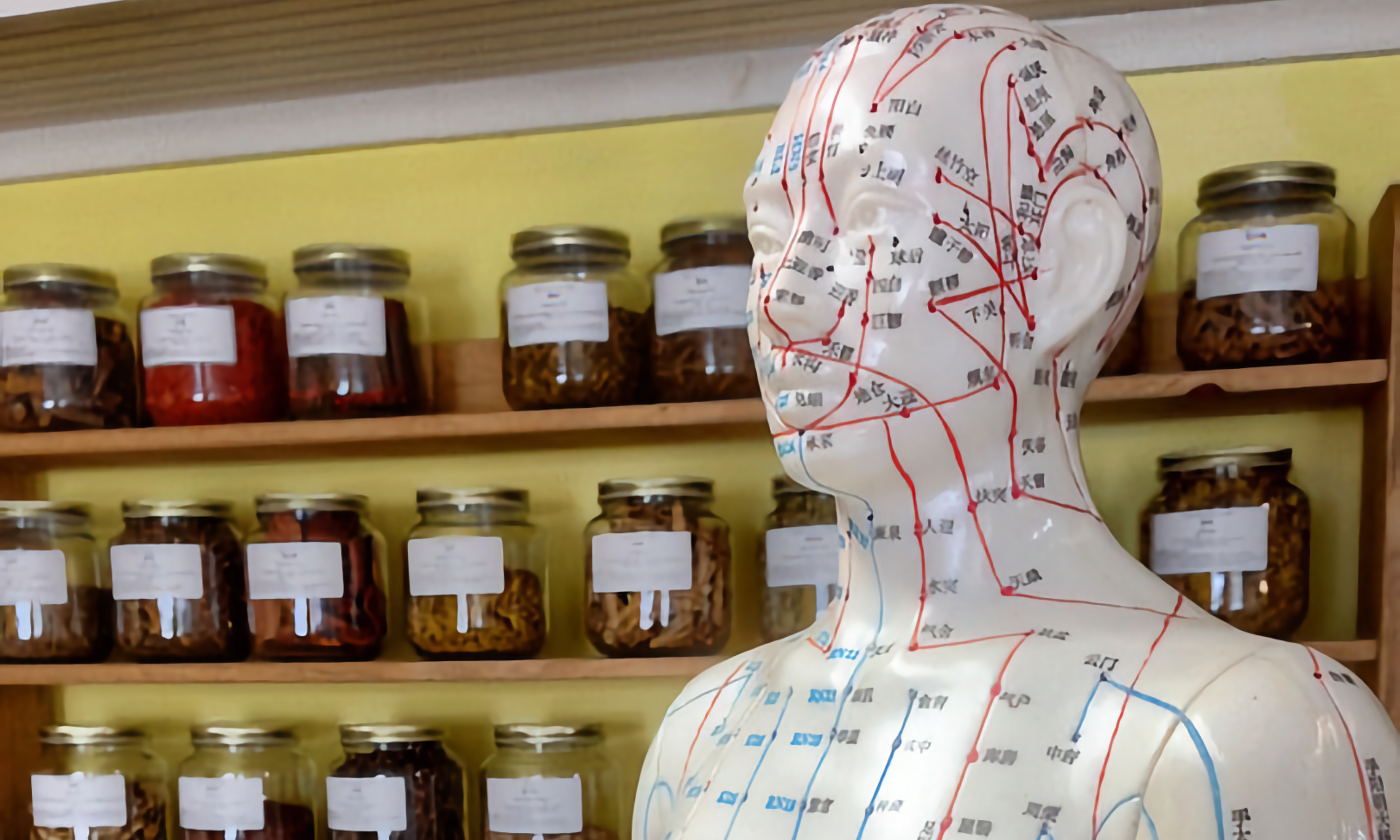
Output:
[{"xmin": 744, "ymin": 5, "xmax": 1160, "ymax": 485}]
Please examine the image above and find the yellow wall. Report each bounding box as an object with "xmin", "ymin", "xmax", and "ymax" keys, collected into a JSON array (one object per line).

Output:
[{"xmin": 12, "ymin": 51, "xmax": 1396, "ymax": 834}]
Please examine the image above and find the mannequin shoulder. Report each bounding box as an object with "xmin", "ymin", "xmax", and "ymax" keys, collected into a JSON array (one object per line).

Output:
[{"xmin": 1141, "ymin": 640, "xmax": 1398, "ymax": 840}]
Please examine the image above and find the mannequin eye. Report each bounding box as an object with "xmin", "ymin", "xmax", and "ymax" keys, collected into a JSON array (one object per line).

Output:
[{"xmin": 846, "ymin": 193, "xmax": 887, "ymax": 235}]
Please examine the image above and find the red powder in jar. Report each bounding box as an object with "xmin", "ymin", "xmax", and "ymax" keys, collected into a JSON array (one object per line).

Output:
[{"xmin": 144, "ymin": 296, "xmax": 288, "ymax": 426}]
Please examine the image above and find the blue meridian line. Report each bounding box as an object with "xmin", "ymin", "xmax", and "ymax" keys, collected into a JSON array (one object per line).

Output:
[
  {"xmin": 789, "ymin": 445, "xmax": 885, "ymax": 840},
  {"xmin": 1073, "ymin": 674, "xmax": 1107, "ymax": 742},
  {"xmin": 724, "ymin": 688, "xmax": 794, "ymax": 840},
  {"xmin": 855, "ymin": 689, "xmax": 918, "ymax": 840},
  {"xmin": 1096, "ymin": 795, "xmax": 1146, "ymax": 838},
  {"xmin": 1036, "ymin": 821, "xmax": 1055, "ymax": 840},
  {"xmin": 1142, "ymin": 804, "xmax": 1160, "ymax": 840},
  {"xmin": 1102, "ymin": 678, "xmax": 1224, "ymax": 840}
]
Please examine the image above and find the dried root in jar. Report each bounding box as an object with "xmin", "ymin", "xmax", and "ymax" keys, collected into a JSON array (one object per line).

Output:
[
  {"xmin": 407, "ymin": 568, "xmax": 546, "ymax": 659},
  {"xmin": 501, "ymin": 306, "xmax": 649, "ymax": 410},
  {"xmin": 649, "ymin": 327, "xmax": 759, "ymax": 403},
  {"xmin": 487, "ymin": 825, "xmax": 618, "ymax": 840},
  {"xmin": 32, "ymin": 779, "xmax": 166, "ymax": 840},
  {"xmin": 0, "ymin": 316, "xmax": 138, "ymax": 432},
  {"xmin": 1176, "ymin": 278, "xmax": 1356, "ymax": 369}
]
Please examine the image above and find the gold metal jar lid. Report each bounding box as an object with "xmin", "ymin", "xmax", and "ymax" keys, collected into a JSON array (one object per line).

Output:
[
  {"xmin": 41, "ymin": 725, "xmax": 144, "ymax": 746},
  {"xmin": 123, "ymin": 499, "xmax": 234, "ymax": 519},
  {"xmin": 493, "ymin": 723, "xmax": 601, "ymax": 749},
  {"xmin": 293, "ymin": 243, "xmax": 410, "ymax": 277},
  {"xmin": 416, "ymin": 487, "xmax": 528, "ymax": 511},
  {"xmin": 340, "ymin": 724, "xmax": 444, "ymax": 746},
  {"xmin": 1158, "ymin": 446, "xmax": 1292, "ymax": 475},
  {"xmin": 255, "ymin": 493, "xmax": 368, "ymax": 514},
  {"xmin": 0, "ymin": 500, "xmax": 90, "ymax": 521},
  {"xmin": 151, "ymin": 253, "xmax": 268, "ymax": 287},
  {"xmin": 192, "ymin": 723, "xmax": 295, "ymax": 747},
  {"xmin": 661, "ymin": 215, "xmax": 748, "ymax": 245},
  {"xmin": 511, "ymin": 225, "xmax": 630, "ymax": 259},
  {"xmin": 773, "ymin": 474, "xmax": 834, "ymax": 497},
  {"xmin": 1197, "ymin": 161, "xmax": 1335, "ymax": 205},
  {"xmin": 598, "ymin": 477, "xmax": 714, "ymax": 501},
  {"xmin": 4, "ymin": 263, "xmax": 118, "ymax": 294}
]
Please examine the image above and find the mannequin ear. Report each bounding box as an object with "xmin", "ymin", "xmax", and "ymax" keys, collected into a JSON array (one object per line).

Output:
[{"xmin": 1033, "ymin": 181, "xmax": 1128, "ymax": 353}]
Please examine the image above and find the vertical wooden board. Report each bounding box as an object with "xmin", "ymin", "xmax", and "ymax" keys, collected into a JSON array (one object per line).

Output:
[
  {"xmin": 1362, "ymin": 184, "xmax": 1400, "ymax": 722},
  {"xmin": 432, "ymin": 338, "xmax": 510, "ymax": 414},
  {"xmin": 0, "ymin": 686, "xmax": 52, "ymax": 830}
]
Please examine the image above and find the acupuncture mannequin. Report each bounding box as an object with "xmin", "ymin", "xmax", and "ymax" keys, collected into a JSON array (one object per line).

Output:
[{"xmin": 635, "ymin": 6, "xmax": 1400, "ymax": 840}]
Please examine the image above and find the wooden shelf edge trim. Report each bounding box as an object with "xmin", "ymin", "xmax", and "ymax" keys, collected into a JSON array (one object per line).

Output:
[
  {"xmin": 1085, "ymin": 359, "xmax": 1388, "ymax": 403},
  {"xmin": 0, "ymin": 656, "xmax": 725, "ymax": 685},
  {"xmin": 1304, "ymin": 639, "xmax": 1378, "ymax": 663}
]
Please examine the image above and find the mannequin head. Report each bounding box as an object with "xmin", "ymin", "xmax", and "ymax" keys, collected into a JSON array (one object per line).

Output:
[{"xmin": 746, "ymin": 4, "xmax": 1162, "ymax": 499}]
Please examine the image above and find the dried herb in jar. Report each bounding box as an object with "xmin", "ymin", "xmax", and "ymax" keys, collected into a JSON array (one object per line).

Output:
[
  {"xmin": 249, "ymin": 506, "xmax": 386, "ymax": 662},
  {"xmin": 407, "ymin": 568, "xmax": 545, "ymax": 659},
  {"xmin": 32, "ymin": 779, "xmax": 167, "ymax": 840},
  {"xmin": 1, "ymin": 315, "xmax": 138, "ymax": 432},
  {"xmin": 332, "ymin": 741, "xmax": 465, "ymax": 840},
  {"xmin": 288, "ymin": 297, "xmax": 420, "ymax": 420},
  {"xmin": 648, "ymin": 326, "xmax": 757, "ymax": 403},
  {"xmin": 181, "ymin": 801, "xmax": 315, "ymax": 840},
  {"xmin": 487, "ymin": 826, "xmax": 619, "ymax": 840},
  {"xmin": 1177, "ymin": 278, "xmax": 1356, "ymax": 369},
  {"xmin": 0, "ymin": 584, "xmax": 112, "ymax": 663},
  {"xmin": 1100, "ymin": 304, "xmax": 1143, "ymax": 377},
  {"xmin": 760, "ymin": 480, "xmax": 839, "ymax": 643},
  {"xmin": 502, "ymin": 305, "xmax": 648, "ymax": 410}
]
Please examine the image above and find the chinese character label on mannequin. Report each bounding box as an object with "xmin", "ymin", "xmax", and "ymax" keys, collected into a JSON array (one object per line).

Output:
[{"xmin": 635, "ymin": 6, "xmax": 1400, "ymax": 840}]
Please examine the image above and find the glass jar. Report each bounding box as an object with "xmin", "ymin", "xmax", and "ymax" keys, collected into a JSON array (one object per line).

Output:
[
  {"xmin": 140, "ymin": 253, "xmax": 288, "ymax": 426},
  {"xmin": 244, "ymin": 494, "xmax": 387, "ymax": 662},
  {"xmin": 327, "ymin": 725, "xmax": 465, "ymax": 840},
  {"xmin": 648, "ymin": 216, "xmax": 759, "ymax": 403},
  {"xmin": 109, "ymin": 500, "xmax": 248, "ymax": 663},
  {"xmin": 1100, "ymin": 304, "xmax": 1144, "ymax": 377},
  {"xmin": 583, "ymin": 477, "xmax": 731, "ymax": 658},
  {"xmin": 286, "ymin": 244, "xmax": 425, "ymax": 420},
  {"xmin": 0, "ymin": 264, "xmax": 138, "ymax": 432},
  {"xmin": 499, "ymin": 226, "xmax": 649, "ymax": 411},
  {"xmin": 0, "ymin": 501, "xmax": 110, "ymax": 663},
  {"xmin": 30, "ymin": 725, "xmax": 168, "ymax": 840},
  {"xmin": 1176, "ymin": 162, "xmax": 1356, "ymax": 369},
  {"xmin": 405, "ymin": 488, "xmax": 547, "ymax": 661},
  {"xmin": 1140, "ymin": 447, "xmax": 1310, "ymax": 638},
  {"xmin": 178, "ymin": 724, "xmax": 316, "ymax": 840},
  {"xmin": 481, "ymin": 724, "xmax": 619, "ymax": 840},
  {"xmin": 759, "ymin": 475, "xmax": 839, "ymax": 642}
]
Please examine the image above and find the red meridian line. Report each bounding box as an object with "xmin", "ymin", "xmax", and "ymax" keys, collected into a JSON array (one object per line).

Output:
[
  {"xmin": 1011, "ymin": 82, "xmax": 1049, "ymax": 179},
  {"xmin": 871, "ymin": 17, "xmax": 939, "ymax": 111},
  {"xmin": 933, "ymin": 405, "xmax": 1001, "ymax": 585},
  {"xmin": 806, "ymin": 239, "xmax": 876, "ymax": 427},
  {"xmin": 879, "ymin": 419, "xmax": 929, "ymax": 650},
  {"xmin": 771, "ymin": 378, "xmax": 1003, "ymax": 438},
  {"xmin": 913, "ymin": 631, "xmax": 1033, "ymax": 651},
  {"xmin": 1009, "ymin": 592, "xmax": 1182, "ymax": 617},
  {"xmin": 937, "ymin": 309, "xmax": 1006, "ymax": 377},
  {"xmin": 778, "ymin": 342, "xmax": 934, "ymax": 408},
  {"xmin": 806, "ymin": 556, "xmax": 853, "ymax": 655},
  {"xmin": 1020, "ymin": 492, "xmax": 1100, "ymax": 519},
  {"xmin": 1002, "ymin": 78, "xmax": 1033, "ymax": 322},
  {"xmin": 1091, "ymin": 595, "xmax": 1183, "ymax": 838},
  {"xmin": 934, "ymin": 216, "xmax": 1003, "ymax": 281},
  {"xmin": 1046, "ymin": 117, "xmax": 1090, "ymax": 162},
  {"xmin": 977, "ymin": 43, "xmax": 1017, "ymax": 278},
  {"xmin": 934, "ymin": 632, "xmax": 1033, "ymax": 840},
  {"xmin": 876, "ymin": 31, "xmax": 960, "ymax": 104},
  {"xmin": 936, "ymin": 168, "xmax": 1028, "ymax": 237},
  {"xmin": 819, "ymin": 37, "xmax": 862, "ymax": 230},
  {"xmin": 934, "ymin": 276, "xmax": 1025, "ymax": 307},
  {"xmin": 799, "ymin": 47, "xmax": 840, "ymax": 195},
  {"xmin": 680, "ymin": 662, "xmax": 748, "ymax": 784},
  {"xmin": 761, "ymin": 63, "xmax": 821, "ymax": 348},
  {"xmin": 1306, "ymin": 647, "xmax": 1376, "ymax": 840}
]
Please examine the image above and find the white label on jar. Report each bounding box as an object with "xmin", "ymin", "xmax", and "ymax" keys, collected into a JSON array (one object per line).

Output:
[
  {"xmin": 178, "ymin": 776, "xmax": 265, "ymax": 831},
  {"xmin": 487, "ymin": 775, "xmax": 584, "ymax": 836},
  {"xmin": 765, "ymin": 525, "xmax": 841, "ymax": 590},
  {"xmin": 111, "ymin": 543, "xmax": 203, "ymax": 601},
  {"xmin": 140, "ymin": 305, "xmax": 238, "ymax": 366},
  {"xmin": 407, "ymin": 536, "xmax": 504, "ymax": 595},
  {"xmin": 0, "ymin": 550, "xmax": 68, "ymax": 605},
  {"xmin": 591, "ymin": 531, "xmax": 692, "ymax": 593},
  {"xmin": 1195, "ymin": 224, "xmax": 1320, "ymax": 299},
  {"xmin": 1150, "ymin": 505, "xmax": 1269, "ymax": 575},
  {"xmin": 654, "ymin": 265, "xmax": 751, "ymax": 335},
  {"xmin": 32, "ymin": 774, "xmax": 127, "ymax": 829},
  {"xmin": 506, "ymin": 281, "xmax": 610, "ymax": 347},
  {"xmin": 245, "ymin": 542, "xmax": 344, "ymax": 599},
  {"xmin": 0, "ymin": 309, "xmax": 97, "ymax": 367},
  {"xmin": 286, "ymin": 295, "xmax": 387, "ymax": 357},
  {"xmin": 327, "ymin": 776, "xmax": 407, "ymax": 832}
]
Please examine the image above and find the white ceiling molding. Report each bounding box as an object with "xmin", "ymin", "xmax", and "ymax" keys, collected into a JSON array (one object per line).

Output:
[{"xmin": 0, "ymin": 0, "xmax": 1394, "ymax": 185}]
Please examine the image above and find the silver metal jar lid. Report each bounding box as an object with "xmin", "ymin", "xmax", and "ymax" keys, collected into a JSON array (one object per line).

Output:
[
  {"xmin": 1196, "ymin": 161, "xmax": 1335, "ymax": 205},
  {"xmin": 416, "ymin": 487, "xmax": 528, "ymax": 511},
  {"xmin": 151, "ymin": 253, "xmax": 268, "ymax": 287},
  {"xmin": 293, "ymin": 243, "xmax": 410, "ymax": 277},
  {"xmin": 598, "ymin": 476, "xmax": 714, "ymax": 501},
  {"xmin": 4, "ymin": 263, "xmax": 118, "ymax": 294},
  {"xmin": 493, "ymin": 723, "xmax": 601, "ymax": 749},
  {"xmin": 339, "ymin": 724, "xmax": 444, "ymax": 746},
  {"xmin": 1158, "ymin": 446, "xmax": 1292, "ymax": 475},
  {"xmin": 0, "ymin": 500, "xmax": 90, "ymax": 522},
  {"xmin": 122, "ymin": 499, "xmax": 234, "ymax": 519},
  {"xmin": 192, "ymin": 723, "xmax": 295, "ymax": 747},
  {"xmin": 511, "ymin": 225, "xmax": 629, "ymax": 259},
  {"xmin": 660, "ymin": 215, "xmax": 748, "ymax": 246},
  {"xmin": 41, "ymin": 725, "xmax": 144, "ymax": 746},
  {"xmin": 255, "ymin": 493, "xmax": 368, "ymax": 514}
]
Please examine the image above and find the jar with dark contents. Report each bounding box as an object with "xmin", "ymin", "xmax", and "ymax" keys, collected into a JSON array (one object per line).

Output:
[
  {"xmin": 0, "ymin": 263, "xmax": 137, "ymax": 432},
  {"xmin": 405, "ymin": 488, "xmax": 547, "ymax": 660},
  {"xmin": 649, "ymin": 216, "xmax": 759, "ymax": 402},
  {"xmin": 109, "ymin": 500, "xmax": 248, "ymax": 663},
  {"xmin": 759, "ymin": 475, "xmax": 839, "ymax": 642},
  {"xmin": 178, "ymin": 724, "xmax": 316, "ymax": 840},
  {"xmin": 481, "ymin": 724, "xmax": 619, "ymax": 840},
  {"xmin": 500, "ymin": 226, "xmax": 649, "ymax": 410},
  {"xmin": 583, "ymin": 478, "xmax": 730, "ymax": 658},
  {"xmin": 0, "ymin": 501, "xmax": 111, "ymax": 664},
  {"xmin": 140, "ymin": 253, "xmax": 288, "ymax": 426},
  {"xmin": 1140, "ymin": 447, "xmax": 1310, "ymax": 639},
  {"xmin": 327, "ymin": 725, "xmax": 465, "ymax": 840},
  {"xmin": 244, "ymin": 494, "xmax": 387, "ymax": 662},
  {"xmin": 286, "ymin": 244, "xmax": 425, "ymax": 420},
  {"xmin": 1099, "ymin": 304, "xmax": 1144, "ymax": 377},
  {"xmin": 30, "ymin": 725, "xmax": 168, "ymax": 840},
  {"xmin": 1177, "ymin": 162, "xmax": 1357, "ymax": 369}
]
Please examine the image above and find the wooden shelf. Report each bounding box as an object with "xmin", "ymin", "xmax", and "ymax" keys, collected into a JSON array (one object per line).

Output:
[
  {"xmin": 0, "ymin": 656, "xmax": 724, "ymax": 686},
  {"xmin": 1307, "ymin": 639, "xmax": 1378, "ymax": 663},
  {"xmin": 0, "ymin": 360, "xmax": 1382, "ymax": 470}
]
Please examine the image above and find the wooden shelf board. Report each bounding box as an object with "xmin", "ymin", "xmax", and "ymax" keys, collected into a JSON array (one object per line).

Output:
[
  {"xmin": 0, "ymin": 361, "xmax": 1383, "ymax": 470},
  {"xmin": 0, "ymin": 656, "xmax": 724, "ymax": 685},
  {"xmin": 1305, "ymin": 639, "xmax": 1378, "ymax": 663}
]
